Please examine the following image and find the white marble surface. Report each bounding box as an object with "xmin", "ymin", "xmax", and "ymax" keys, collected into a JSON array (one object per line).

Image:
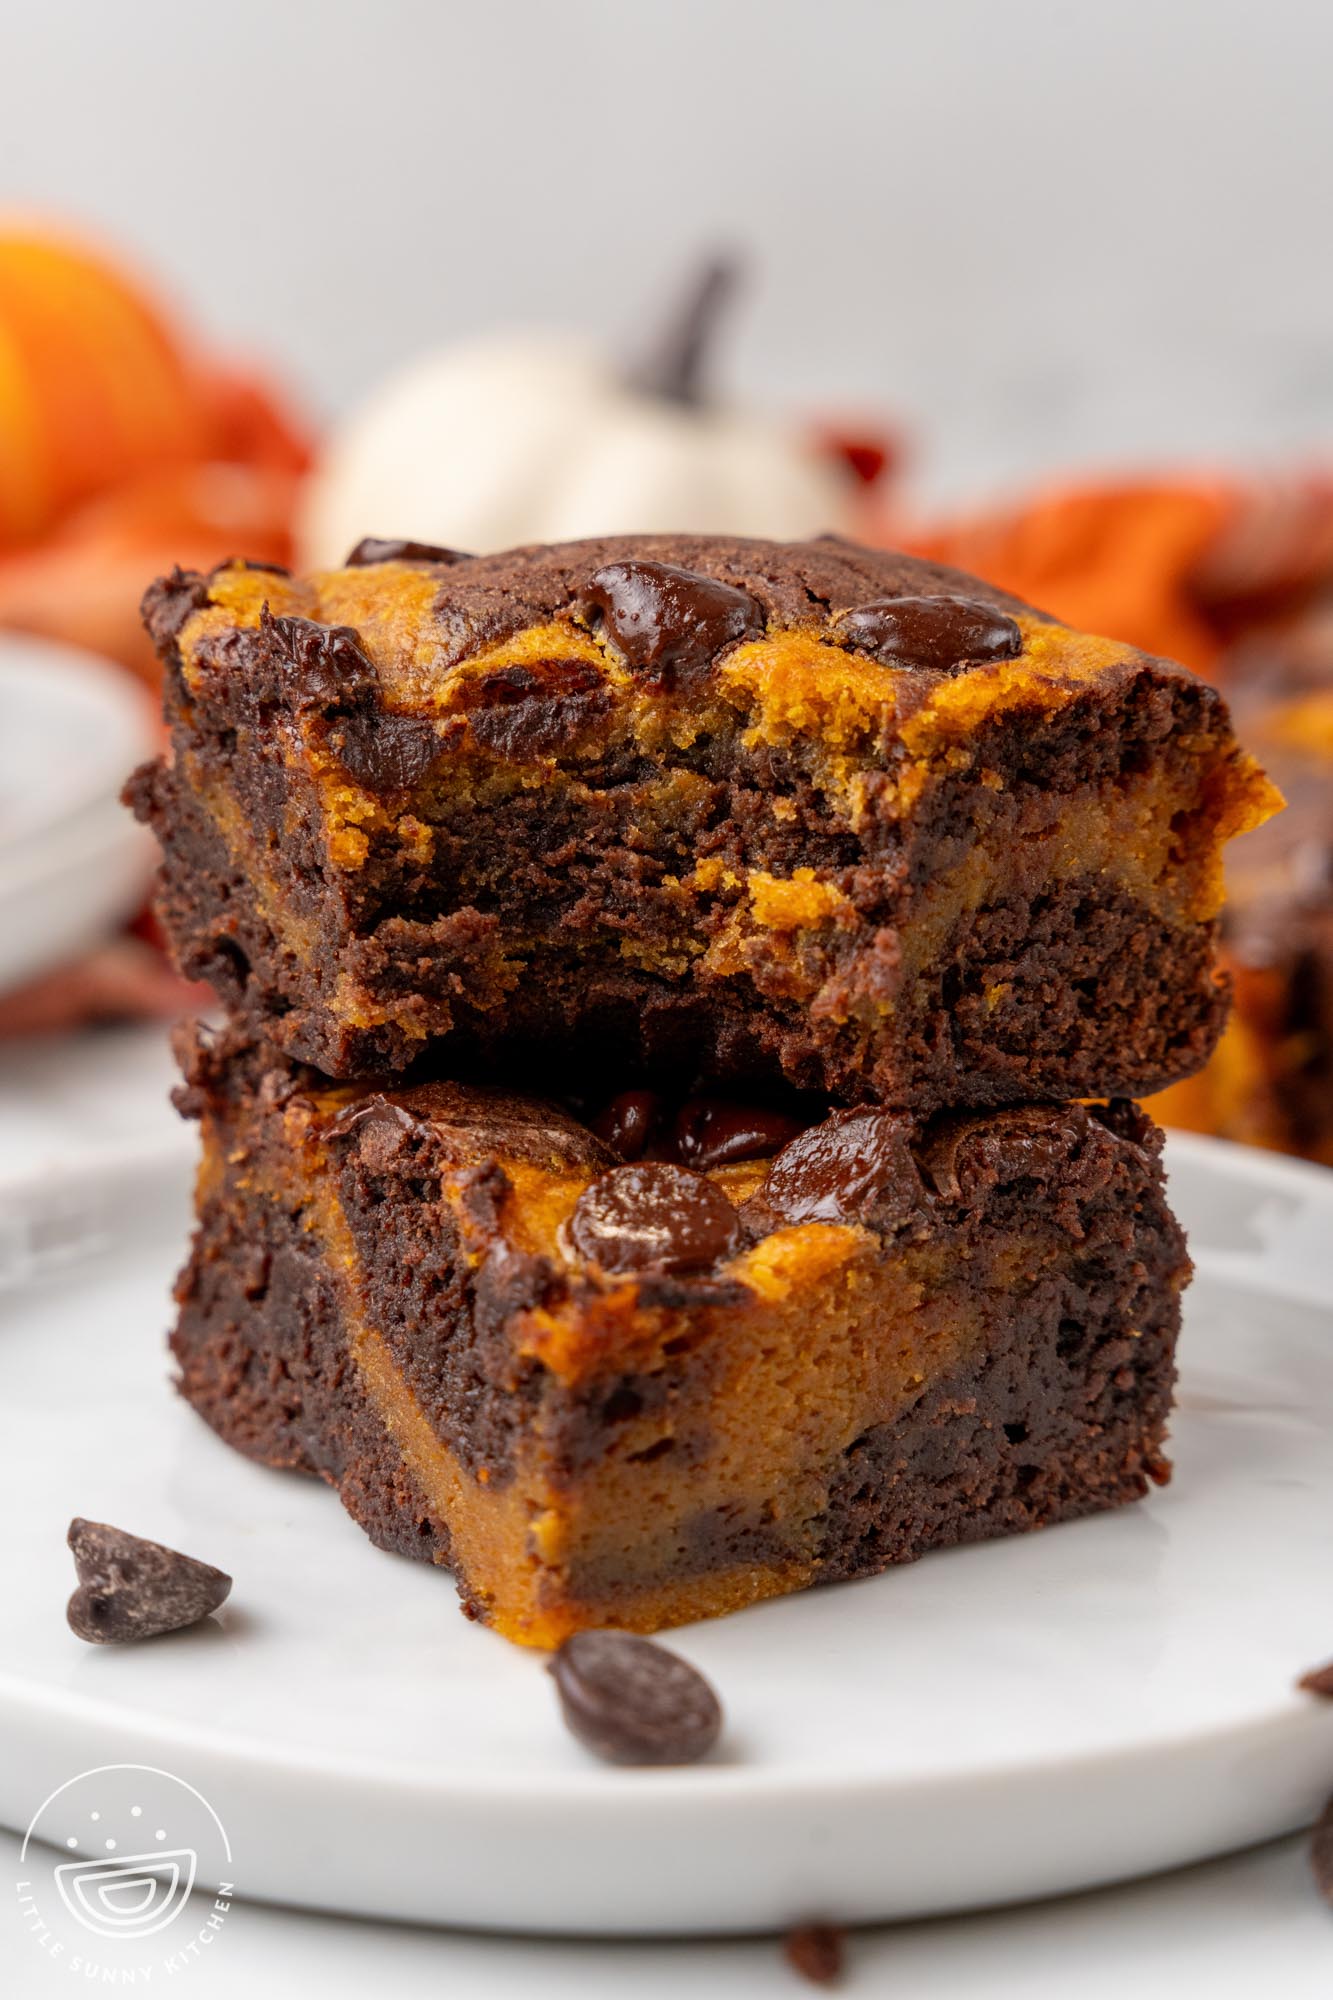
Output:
[{"xmin": 2, "ymin": 1827, "xmax": 1329, "ymax": 1998}]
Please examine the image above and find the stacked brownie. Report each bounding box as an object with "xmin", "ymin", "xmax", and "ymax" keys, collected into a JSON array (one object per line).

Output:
[{"xmin": 129, "ymin": 533, "xmax": 1279, "ymax": 1646}]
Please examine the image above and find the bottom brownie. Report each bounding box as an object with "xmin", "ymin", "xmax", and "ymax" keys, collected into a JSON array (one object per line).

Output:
[{"xmin": 169, "ymin": 1028, "xmax": 1189, "ymax": 1646}]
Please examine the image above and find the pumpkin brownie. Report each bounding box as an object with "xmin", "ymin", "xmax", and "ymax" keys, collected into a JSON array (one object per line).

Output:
[
  {"xmin": 127, "ymin": 534, "xmax": 1279, "ymax": 1110},
  {"xmin": 1152, "ymin": 687, "xmax": 1333, "ymax": 1161},
  {"xmin": 170, "ymin": 1023, "xmax": 1189, "ymax": 1648}
]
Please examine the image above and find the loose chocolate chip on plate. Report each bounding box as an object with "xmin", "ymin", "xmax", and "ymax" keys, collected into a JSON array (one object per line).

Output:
[
  {"xmin": 568, "ymin": 1163, "xmax": 741, "ymax": 1275},
  {"xmin": 759, "ymin": 1107, "xmax": 921, "ymax": 1228},
  {"xmin": 66, "ymin": 1519, "xmax": 232, "ymax": 1645},
  {"xmin": 1298, "ymin": 1659, "xmax": 1333, "ymax": 1698},
  {"xmin": 582, "ymin": 559, "xmax": 764, "ymax": 689},
  {"xmin": 549, "ymin": 1630, "xmax": 722, "ymax": 1765},
  {"xmin": 345, "ymin": 536, "xmax": 472, "ymax": 567},
  {"xmin": 670, "ymin": 1097, "xmax": 805, "ymax": 1170},
  {"xmin": 834, "ymin": 594, "xmax": 1022, "ymax": 673},
  {"xmin": 1313, "ymin": 1791, "xmax": 1333, "ymax": 1907},
  {"xmin": 591, "ymin": 1089, "xmax": 664, "ymax": 1162},
  {"xmin": 783, "ymin": 1922, "xmax": 846, "ymax": 1987}
]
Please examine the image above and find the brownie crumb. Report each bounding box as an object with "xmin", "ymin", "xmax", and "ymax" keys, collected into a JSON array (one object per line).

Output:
[
  {"xmin": 66, "ymin": 1518, "xmax": 232, "ymax": 1644},
  {"xmin": 1297, "ymin": 1660, "xmax": 1333, "ymax": 1699},
  {"xmin": 1312, "ymin": 1792, "xmax": 1333, "ymax": 1907},
  {"xmin": 783, "ymin": 1922, "xmax": 846, "ymax": 1987}
]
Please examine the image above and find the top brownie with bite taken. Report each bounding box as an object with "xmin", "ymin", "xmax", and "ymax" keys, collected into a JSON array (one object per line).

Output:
[{"xmin": 127, "ymin": 533, "xmax": 1279, "ymax": 1108}]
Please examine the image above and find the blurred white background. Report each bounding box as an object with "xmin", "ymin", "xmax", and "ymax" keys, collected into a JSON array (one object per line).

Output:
[{"xmin": 8, "ymin": 0, "xmax": 1333, "ymax": 504}]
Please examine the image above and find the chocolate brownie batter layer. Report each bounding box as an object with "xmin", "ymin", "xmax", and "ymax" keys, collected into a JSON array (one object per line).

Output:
[
  {"xmin": 128, "ymin": 535, "xmax": 1278, "ymax": 1110},
  {"xmin": 171, "ymin": 1026, "xmax": 1189, "ymax": 1646}
]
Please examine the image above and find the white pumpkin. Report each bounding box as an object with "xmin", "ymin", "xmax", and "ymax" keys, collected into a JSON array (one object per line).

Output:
[{"xmin": 300, "ymin": 267, "xmax": 853, "ymax": 564}]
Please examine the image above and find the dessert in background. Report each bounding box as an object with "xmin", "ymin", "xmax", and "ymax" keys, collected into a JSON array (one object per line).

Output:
[{"xmin": 911, "ymin": 474, "xmax": 1333, "ymax": 1160}]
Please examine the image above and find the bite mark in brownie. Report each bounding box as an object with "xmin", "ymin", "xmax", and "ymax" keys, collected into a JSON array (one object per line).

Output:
[{"xmin": 127, "ymin": 536, "xmax": 1279, "ymax": 1108}]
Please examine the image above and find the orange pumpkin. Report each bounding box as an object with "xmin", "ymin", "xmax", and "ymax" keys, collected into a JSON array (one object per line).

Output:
[{"xmin": 0, "ymin": 223, "xmax": 213, "ymax": 550}]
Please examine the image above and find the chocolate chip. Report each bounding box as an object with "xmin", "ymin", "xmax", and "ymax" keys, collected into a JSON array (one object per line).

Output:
[
  {"xmin": 670, "ymin": 1097, "xmax": 805, "ymax": 1170},
  {"xmin": 569, "ymin": 1163, "xmax": 741, "ymax": 1274},
  {"xmin": 405, "ymin": 1080, "xmax": 612, "ymax": 1171},
  {"xmin": 324, "ymin": 1093, "xmax": 425, "ymax": 1172},
  {"xmin": 1298, "ymin": 1659, "xmax": 1333, "ymax": 1698},
  {"xmin": 591, "ymin": 1090, "xmax": 664, "ymax": 1162},
  {"xmin": 325, "ymin": 1093, "xmax": 421, "ymax": 1142},
  {"xmin": 548, "ymin": 1630, "xmax": 722, "ymax": 1765},
  {"xmin": 582, "ymin": 560, "xmax": 764, "ymax": 689},
  {"xmin": 345, "ymin": 536, "xmax": 472, "ymax": 567},
  {"xmin": 261, "ymin": 608, "xmax": 379, "ymax": 711},
  {"xmin": 783, "ymin": 1923, "xmax": 846, "ymax": 1987},
  {"xmin": 757, "ymin": 1108, "xmax": 921, "ymax": 1228},
  {"xmin": 834, "ymin": 594, "xmax": 1022, "ymax": 673},
  {"xmin": 66, "ymin": 1519, "xmax": 231, "ymax": 1645},
  {"xmin": 1313, "ymin": 1792, "xmax": 1333, "ymax": 1907},
  {"xmin": 324, "ymin": 710, "xmax": 441, "ymax": 793}
]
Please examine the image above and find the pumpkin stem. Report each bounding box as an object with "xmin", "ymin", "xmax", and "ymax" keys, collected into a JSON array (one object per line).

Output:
[{"xmin": 627, "ymin": 256, "xmax": 740, "ymax": 408}]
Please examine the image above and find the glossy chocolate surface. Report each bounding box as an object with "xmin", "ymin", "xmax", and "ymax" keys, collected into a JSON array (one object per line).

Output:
[
  {"xmin": 582, "ymin": 559, "xmax": 764, "ymax": 689},
  {"xmin": 569, "ymin": 1162, "xmax": 742, "ymax": 1274},
  {"xmin": 345, "ymin": 536, "xmax": 471, "ymax": 568},
  {"xmin": 834, "ymin": 594, "xmax": 1022, "ymax": 673},
  {"xmin": 757, "ymin": 1107, "xmax": 921, "ymax": 1226}
]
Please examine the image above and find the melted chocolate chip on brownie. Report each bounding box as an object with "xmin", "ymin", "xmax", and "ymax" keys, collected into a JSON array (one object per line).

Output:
[
  {"xmin": 834, "ymin": 594, "xmax": 1022, "ymax": 672},
  {"xmin": 262, "ymin": 609, "xmax": 380, "ymax": 712},
  {"xmin": 569, "ymin": 1162, "xmax": 741, "ymax": 1273},
  {"xmin": 757, "ymin": 1108, "xmax": 922, "ymax": 1228},
  {"xmin": 346, "ymin": 536, "xmax": 472, "ymax": 567},
  {"xmin": 582, "ymin": 559, "xmax": 764, "ymax": 689},
  {"xmin": 670, "ymin": 1097, "xmax": 805, "ymax": 1169},
  {"xmin": 325, "ymin": 711, "xmax": 442, "ymax": 794}
]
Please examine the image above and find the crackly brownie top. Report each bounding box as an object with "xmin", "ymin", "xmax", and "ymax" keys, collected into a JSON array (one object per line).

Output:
[
  {"xmin": 145, "ymin": 531, "xmax": 1039, "ymax": 680},
  {"xmin": 141, "ymin": 533, "xmax": 1235, "ymax": 799}
]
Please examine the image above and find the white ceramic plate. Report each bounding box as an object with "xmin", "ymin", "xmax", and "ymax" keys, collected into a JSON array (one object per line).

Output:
[
  {"xmin": 1, "ymin": 1135, "xmax": 1331, "ymax": 1937},
  {"xmin": 0, "ymin": 637, "xmax": 158, "ymax": 994}
]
